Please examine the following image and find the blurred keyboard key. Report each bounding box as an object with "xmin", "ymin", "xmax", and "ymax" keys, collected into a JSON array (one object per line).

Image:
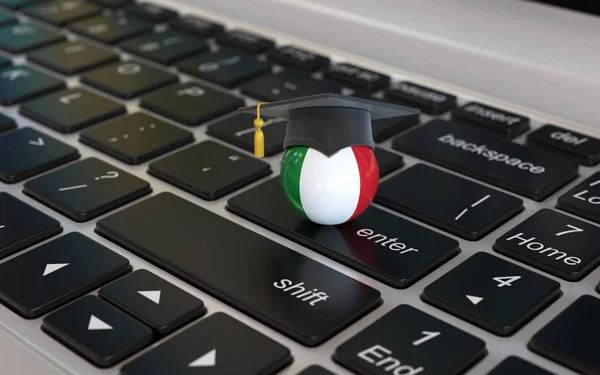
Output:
[
  {"xmin": 140, "ymin": 82, "xmax": 244, "ymax": 126},
  {"xmin": 28, "ymin": 40, "xmax": 119, "ymax": 75},
  {"xmin": 0, "ymin": 23, "xmax": 65, "ymax": 53},
  {"xmin": 216, "ymin": 29, "xmax": 274, "ymax": 54},
  {"xmin": 0, "ymin": 112, "xmax": 15, "ymax": 133},
  {"xmin": 69, "ymin": 13, "xmax": 153, "ymax": 45},
  {"xmin": 0, "ymin": 192, "xmax": 61, "ymax": 259},
  {"xmin": 0, "ymin": 9, "xmax": 16, "ymax": 26},
  {"xmin": 0, "ymin": 54, "xmax": 10, "ymax": 67},
  {"xmin": 453, "ymin": 102, "xmax": 529, "ymax": 138},
  {"xmin": 0, "ymin": 127, "xmax": 79, "ymax": 183},
  {"xmin": 177, "ymin": 47, "xmax": 270, "ymax": 88},
  {"xmin": 325, "ymin": 63, "xmax": 389, "ymax": 92},
  {"xmin": 120, "ymin": 30, "xmax": 208, "ymax": 65},
  {"xmin": 0, "ymin": 0, "xmax": 45, "ymax": 9},
  {"xmin": 386, "ymin": 81, "xmax": 457, "ymax": 115},
  {"xmin": 0, "ymin": 65, "xmax": 65, "ymax": 105},
  {"xmin": 170, "ymin": 15, "xmax": 223, "ymax": 38},
  {"xmin": 125, "ymin": 2, "xmax": 177, "ymax": 22},
  {"xmin": 240, "ymin": 71, "xmax": 342, "ymax": 101},
  {"xmin": 22, "ymin": 0, "xmax": 100, "ymax": 26},
  {"xmin": 267, "ymin": 45, "xmax": 329, "ymax": 72},
  {"xmin": 20, "ymin": 87, "xmax": 125, "ymax": 133},
  {"xmin": 80, "ymin": 112, "xmax": 194, "ymax": 164},
  {"xmin": 87, "ymin": 0, "xmax": 133, "ymax": 8},
  {"xmin": 528, "ymin": 124, "xmax": 600, "ymax": 166},
  {"xmin": 374, "ymin": 147, "xmax": 403, "ymax": 177},
  {"xmin": 297, "ymin": 366, "xmax": 336, "ymax": 375},
  {"xmin": 487, "ymin": 357, "xmax": 556, "ymax": 375},
  {"xmin": 82, "ymin": 60, "xmax": 177, "ymax": 99}
]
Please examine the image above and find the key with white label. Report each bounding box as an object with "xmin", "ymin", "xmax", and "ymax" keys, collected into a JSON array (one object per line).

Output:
[
  {"xmin": 0, "ymin": 233, "xmax": 131, "ymax": 318},
  {"xmin": 325, "ymin": 63, "xmax": 389, "ymax": 92},
  {"xmin": 494, "ymin": 209, "xmax": 600, "ymax": 281},
  {"xmin": 333, "ymin": 304, "xmax": 487, "ymax": 375},
  {"xmin": 121, "ymin": 312, "xmax": 292, "ymax": 375},
  {"xmin": 0, "ymin": 65, "xmax": 65, "ymax": 105},
  {"xmin": 557, "ymin": 172, "xmax": 600, "ymax": 225},
  {"xmin": 42, "ymin": 295, "xmax": 152, "ymax": 368},
  {"xmin": 99, "ymin": 269, "xmax": 206, "ymax": 336},
  {"xmin": 22, "ymin": 0, "xmax": 100, "ymax": 26},
  {"xmin": 392, "ymin": 119, "xmax": 579, "ymax": 201},
  {"xmin": 375, "ymin": 164, "xmax": 524, "ymax": 240},
  {"xmin": 452, "ymin": 101, "xmax": 530, "ymax": 138},
  {"xmin": 422, "ymin": 252, "xmax": 561, "ymax": 336},
  {"xmin": 96, "ymin": 192, "xmax": 382, "ymax": 346},
  {"xmin": 0, "ymin": 127, "xmax": 79, "ymax": 183},
  {"xmin": 24, "ymin": 157, "xmax": 151, "ymax": 222},
  {"xmin": 0, "ymin": 23, "xmax": 65, "ymax": 53},
  {"xmin": 528, "ymin": 124, "xmax": 600, "ymax": 166},
  {"xmin": 69, "ymin": 13, "xmax": 153, "ymax": 45},
  {"xmin": 386, "ymin": 81, "xmax": 457, "ymax": 115},
  {"xmin": 28, "ymin": 40, "xmax": 119, "ymax": 75}
]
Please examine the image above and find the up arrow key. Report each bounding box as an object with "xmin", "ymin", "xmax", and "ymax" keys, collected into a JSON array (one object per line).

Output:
[
  {"xmin": 43, "ymin": 263, "xmax": 69, "ymax": 276},
  {"xmin": 188, "ymin": 349, "xmax": 216, "ymax": 367}
]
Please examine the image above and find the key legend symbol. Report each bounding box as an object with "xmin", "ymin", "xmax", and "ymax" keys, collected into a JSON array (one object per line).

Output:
[
  {"xmin": 43, "ymin": 263, "xmax": 69, "ymax": 276},
  {"xmin": 95, "ymin": 171, "xmax": 119, "ymax": 180},
  {"xmin": 466, "ymin": 295, "xmax": 483, "ymax": 305},
  {"xmin": 138, "ymin": 290, "xmax": 161, "ymax": 304},
  {"xmin": 188, "ymin": 349, "xmax": 216, "ymax": 367},
  {"xmin": 88, "ymin": 315, "xmax": 113, "ymax": 331}
]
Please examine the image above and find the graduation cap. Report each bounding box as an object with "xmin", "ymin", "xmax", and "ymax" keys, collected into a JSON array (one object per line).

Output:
[{"xmin": 237, "ymin": 93, "xmax": 420, "ymax": 157}]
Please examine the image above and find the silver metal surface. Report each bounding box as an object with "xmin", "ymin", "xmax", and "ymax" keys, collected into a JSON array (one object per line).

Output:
[{"xmin": 0, "ymin": 1, "xmax": 598, "ymax": 374}]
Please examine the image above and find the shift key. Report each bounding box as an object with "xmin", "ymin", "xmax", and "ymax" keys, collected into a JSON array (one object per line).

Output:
[
  {"xmin": 393, "ymin": 120, "xmax": 579, "ymax": 201},
  {"xmin": 96, "ymin": 192, "xmax": 382, "ymax": 347}
]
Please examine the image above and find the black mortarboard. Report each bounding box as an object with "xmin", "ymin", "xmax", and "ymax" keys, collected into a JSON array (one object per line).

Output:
[{"xmin": 238, "ymin": 93, "xmax": 420, "ymax": 157}]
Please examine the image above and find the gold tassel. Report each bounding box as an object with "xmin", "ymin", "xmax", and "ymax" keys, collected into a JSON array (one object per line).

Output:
[{"xmin": 254, "ymin": 102, "xmax": 267, "ymax": 157}]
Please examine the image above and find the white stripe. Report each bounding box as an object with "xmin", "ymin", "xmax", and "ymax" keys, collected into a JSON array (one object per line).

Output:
[
  {"xmin": 299, "ymin": 147, "xmax": 360, "ymax": 225},
  {"xmin": 471, "ymin": 194, "xmax": 490, "ymax": 207}
]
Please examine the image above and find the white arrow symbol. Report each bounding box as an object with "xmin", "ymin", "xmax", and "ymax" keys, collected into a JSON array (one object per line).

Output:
[
  {"xmin": 43, "ymin": 263, "xmax": 69, "ymax": 276},
  {"xmin": 202, "ymin": 167, "xmax": 211, "ymax": 172},
  {"xmin": 29, "ymin": 137, "xmax": 44, "ymax": 146},
  {"xmin": 138, "ymin": 290, "xmax": 161, "ymax": 304},
  {"xmin": 188, "ymin": 349, "xmax": 216, "ymax": 367},
  {"xmin": 59, "ymin": 92, "xmax": 82, "ymax": 105},
  {"xmin": 88, "ymin": 315, "xmax": 113, "ymax": 331},
  {"xmin": 466, "ymin": 295, "xmax": 483, "ymax": 305}
]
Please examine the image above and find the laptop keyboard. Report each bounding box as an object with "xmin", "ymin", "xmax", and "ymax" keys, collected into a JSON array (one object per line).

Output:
[{"xmin": 0, "ymin": 1, "xmax": 599, "ymax": 374}]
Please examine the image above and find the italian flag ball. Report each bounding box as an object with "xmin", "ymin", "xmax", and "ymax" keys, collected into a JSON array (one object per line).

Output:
[{"xmin": 281, "ymin": 145, "xmax": 379, "ymax": 225}]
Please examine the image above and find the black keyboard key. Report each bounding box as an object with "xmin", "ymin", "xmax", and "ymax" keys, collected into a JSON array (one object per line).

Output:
[
  {"xmin": 42, "ymin": 295, "xmax": 152, "ymax": 368},
  {"xmin": 267, "ymin": 45, "xmax": 329, "ymax": 72},
  {"xmin": 20, "ymin": 87, "xmax": 125, "ymax": 133},
  {"xmin": 0, "ymin": 9, "xmax": 16, "ymax": 26},
  {"xmin": 125, "ymin": 2, "xmax": 177, "ymax": 22},
  {"xmin": 0, "ymin": 0, "xmax": 45, "ymax": 9},
  {"xmin": 0, "ymin": 23, "xmax": 64, "ymax": 53},
  {"xmin": 528, "ymin": 124, "xmax": 600, "ymax": 166},
  {"xmin": 149, "ymin": 141, "xmax": 271, "ymax": 200},
  {"xmin": 240, "ymin": 71, "xmax": 342, "ymax": 101},
  {"xmin": 28, "ymin": 40, "xmax": 119, "ymax": 75},
  {"xmin": 374, "ymin": 147, "xmax": 403, "ymax": 177},
  {"xmin": 0, "ymin": 65, "xmax": 65, "ymax": 105},
  {"xmin": 206, "ymin": 113, "xmax": 286, "ymax": 156},
  {"xmin": 386, "ymin": 82, "xmax": 456, "ymax": 115},
  {"xmin": 0, "ymin": 127, "xmax": 79, "ymax": 183},
  {"xmin": 24, "ymin": 157, "xmax": 151, "ymax": 222},
  {"xmin": 529, "ymin": 295, "xmax": 600, "ymax": 375},
  {"xmin": 333, "ymin": 304, "xmax": 487, "ymax": 375},
  {"xmin": 69, "ymin": 13, "xmax": 152, "ymax": 45},
  {"xmin": 140, "ymin": 81, "xmax": 244, "ymax": 126},
  {"xmin": 487, "ymin": 357, "xmax": 555, "ymax": 375},
  {"xmin": 393, "ymin": 120, "xmax": 579, "ymax": 201},
  {"xmin": 216, "ymin": 29, "xmax": 274, "ymax": 54},
  {"xmin": 298, "ymin": 366, "xmax": 336, "ymax": 375},
  {"xmin": 325, "ymin": 63, "xmax": 389, "ymax": 92},
  {"xmin": 177, "ymin": 47, "xmax": 270, "ymax": 88},
  {"xmin": 422, "ymin": 252, "xmax": 560, "ymax": 336},
  {"xmin": 0, "ymin": 192, "xmax": 61, "ymax": 259},
  {"xmin": 372, "ymin": 112, "xmax": 419, "ymax": 142},
  {"xmin": 494, "ymin": 208, "xmax": 600, "ymax": 281},
  {"xmin": 557, "ymin": 172, "xmax": 600, "ymax": 224},
  {"xmin": 99, "ymin": 269, "xmax": 206, "ymax": 336},
  {"xmin": 452, "ymin": 102, "xmax": 529, "ymax": 139},
  {"xmin": 0, "ymin": 112, "xmax": 15, "ymax": 133},
  {"xmin": 121, "ymin": 312, "xmax": 292, "ymax": 375},
  {"xmin": 96, "ymin": 192, "xmax": 382, "ymax": 346},
  {"xmin": 80, "ymin": 112, "xmax": 193, "ymax": 164},
  {"xmin": 170, "ymin": 15, "xmax": 223, "ymax": 37},
  {"xmin": 0, "ymin": 233, "xmax": 130, "ymax": 318},
  {"xmin": 227, "ymin": 177, "xmax": 459, "ymax": 288},
  {"xmin": 120, "ymin": 30, "xmax": 208, "ymax": 65},
  {"xmin": 22, "ymin": 0, "xmax": 100, "ymax": 26},
  {"xmin": 375, "ymin": 164, "xmax": 523, "ymax": 240},
  {"xmin": 87, "ymin": 0, "xmax": 133, "ymax": 8},
  {"xmin": 0, "ymin": 54, "xmax": 9, "ymax": 67},
  {"xmin": 81, "ymin": 60, "xmax": 177, "ymax": 99}
]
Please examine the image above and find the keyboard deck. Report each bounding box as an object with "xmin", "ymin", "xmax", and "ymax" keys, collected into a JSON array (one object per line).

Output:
[{"xmin": 0, "ymin": 1, "xmax": 598, "ymax": 374}]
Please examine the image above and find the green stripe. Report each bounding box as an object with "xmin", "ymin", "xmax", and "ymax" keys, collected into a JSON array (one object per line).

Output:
[{"xmin": 280, "ymin": 146, "xmax": 309, "ymax": 219}]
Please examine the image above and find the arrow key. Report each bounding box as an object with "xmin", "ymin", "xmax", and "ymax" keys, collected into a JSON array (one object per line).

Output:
[
  {"xmin": 0, "ymin": 233, "xmax": 131, "ymax": 318},
  {"xmin": 121, "ymin": 312, "xmax": 292, "ymax": 375},
  {"xmin": 99, "ymin": 269, "xmax": 206, "ymax": 336},
  {"xmin": 42, "ymin": 295, "xmax": 152, "ymax": 368},
  {"xmin": 421, "ymin": 252, "xmax": 561, "ymax": 336}
]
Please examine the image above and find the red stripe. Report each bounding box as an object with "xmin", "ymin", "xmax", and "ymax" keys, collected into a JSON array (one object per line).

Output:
[{"xmin": 349, "ymin": 146, "xmax": 379, "ymax": 221}]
